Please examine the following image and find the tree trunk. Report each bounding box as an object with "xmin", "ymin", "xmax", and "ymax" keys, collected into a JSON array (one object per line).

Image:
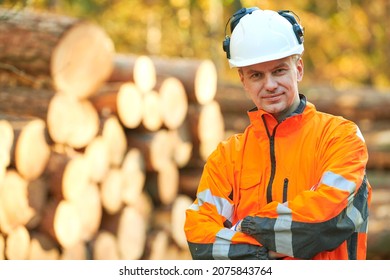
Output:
[{"xmin": 0, "ymin": 8, "xmax": 114, "ymax": 99}]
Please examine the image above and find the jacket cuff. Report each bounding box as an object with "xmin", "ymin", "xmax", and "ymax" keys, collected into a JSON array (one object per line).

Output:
[{"xmin": 241, "ymin": 216, "xmax": 257, "ymax": 235}]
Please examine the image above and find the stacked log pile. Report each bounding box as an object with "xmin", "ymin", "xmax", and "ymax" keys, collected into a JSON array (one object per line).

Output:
[
  {"xmin": 0, "ymin": 8, "xmax": 225, "ymax": 260},
  {"xmin": 216, "ymin": 82, "xmax": 390, "ymax": 259}
]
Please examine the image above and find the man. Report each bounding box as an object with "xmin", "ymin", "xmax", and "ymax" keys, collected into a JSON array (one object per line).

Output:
[{"xmin": 184, "ymin": 7, "xmax": 372, "ymax": 260}]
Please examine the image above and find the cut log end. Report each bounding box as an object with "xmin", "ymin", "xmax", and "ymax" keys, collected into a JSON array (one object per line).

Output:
[
  {"xmin": 116, "ymin": 82, "xmax": 143, "ymax": 129},
  {"xmin": 51, "ymin": 22, "xmax": 115, "ymax": 99},
  {"xmin": 159, "ymin": 77, "xmax": 188, "ymax": 130},
  {"xmin": 15, "ymin": 119, "xmax": 51, "ymax": 181},
  {"xmin": 195, "ymin": 59, "xmax": 217, "ymax": 105}
]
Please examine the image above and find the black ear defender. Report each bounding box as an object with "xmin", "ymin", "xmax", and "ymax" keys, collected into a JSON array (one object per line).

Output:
[
  {"xmin": 222, "ymin": 7, "xmax": 259, "ymax": 59},
  {"xmin": 277, "ymin": 10, "xmax": 304, "ymax": 44}
]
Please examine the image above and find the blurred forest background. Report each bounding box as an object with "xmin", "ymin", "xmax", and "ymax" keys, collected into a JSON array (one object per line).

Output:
[{"xmin": 1, "ymin": 0, "xmax": 390, "ymax": 90}]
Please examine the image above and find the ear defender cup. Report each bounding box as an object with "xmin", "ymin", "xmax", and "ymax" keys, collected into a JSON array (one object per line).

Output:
[{"xmin": 277, "ymin": 10, "xmax": 304, "ymax": 44}]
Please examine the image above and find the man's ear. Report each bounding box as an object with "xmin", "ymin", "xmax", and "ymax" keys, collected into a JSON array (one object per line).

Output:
[
  {"xmin": 296, "ymin": 58, "xmax": 304, "ymax": 82},
  {"xmin": 238, "ymin": 68, "xmax": 246, "ymax": 88}
]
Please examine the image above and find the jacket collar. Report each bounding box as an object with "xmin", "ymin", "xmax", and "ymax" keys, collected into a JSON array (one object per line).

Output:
[{"xmin": 247, "ymin": 94, "xmax": 315, "ymax": 136}]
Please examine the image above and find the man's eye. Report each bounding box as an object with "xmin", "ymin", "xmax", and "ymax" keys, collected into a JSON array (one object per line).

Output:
[
  {"xmin": 274, "ymin": 68, "xmax": 287, "ymax": 75},
  {"xmin": 250, "ymin": 73, "xmax": 261, "ymax": 79}
]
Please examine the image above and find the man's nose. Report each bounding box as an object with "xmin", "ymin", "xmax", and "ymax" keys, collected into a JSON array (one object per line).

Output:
[{"xmin": 264, "ymin": 75, "xmax": 278, "ymax": 92}]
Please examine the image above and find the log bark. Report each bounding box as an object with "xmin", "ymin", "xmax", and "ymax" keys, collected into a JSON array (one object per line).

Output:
[
  {"xmin": 143, "ymin": 229, "xmax": 169, "ymax": 260},
  {"xmin": 151, "ymin": 56, "xmax": 218, "ymax": 105},
  {"xmin": 28, "ymin": 232, "xmax": 60, "ymax": 260},
  {"xmin": 0, "ymin": 234, "xmax": 5, "ymax": 260},
  {"xmin": 89, "ymin": 82, "xmax": 122, "ymax": 117},
  {"xmin": 25, "ymin": 177, "xmax": 50, "ymax": 230},
  {"xmin": 144, "ymin": 160, "xmax": 179, "ymax": 206},
  {"xmin": 178, "ymin": 167, "xmax": 203, "ymax": 199},
  {"xmin": 0, "ymin": 8, "xmax": 114, "ymax": 98},
  {"xmin": 108, "ymin": 54, "xmax": 156, "ymax": 93},
  {"xmin": 127, "ymin": 129, "xmax": 173, "ymax": 172},
  {"xmin": 169, "ymin": 127, "xmax": 193, "ymax": 168},
  {"xmin": 108, "ymin": 54, "xmax": 137, "ymax": 83},
  {"xmin": 0, "ymin": 119, "xmax": 14, "ymax": 181},
  {"xmin": 0, "ymin": 86, "xmax": 53, "ymax": 120},
  {"xmin": 39, "ymin": 199, "xmax": 82, "ymax": 249}
]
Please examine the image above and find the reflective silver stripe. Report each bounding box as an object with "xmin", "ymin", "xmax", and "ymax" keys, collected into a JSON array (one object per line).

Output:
[
  {"xmin": 188, "ymin": 202, "xmax": 199, "ymax": 211},
  {"xmin": 321, "ymin": 171, "xmax": 356, "ymax": 193},
  {"xmin": 346, "ymin": 203, "xmax": 364, "ymax": 231},
  {"xmin": 358, "ymin": 217, "xmax": 369, "ymax": 233},
  {"xmin": 356, "ymin": 126, "xmax": 365, "ymax": 143},
  {"xmin": 274, "ymin": 203, "xmax": 293, "ymax": 256},
  {"xmin": 212, "ymin": 228, "xmax": 235, "ymax": 260},
  {"xmin": 197, "ymin": 189, "xmax": 234, "ymax": 221}
]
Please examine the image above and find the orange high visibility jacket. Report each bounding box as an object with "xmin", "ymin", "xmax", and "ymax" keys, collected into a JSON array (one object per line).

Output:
[{"xmin": 184, "ymin": 95, "xmax": 372, "ymax": 260}]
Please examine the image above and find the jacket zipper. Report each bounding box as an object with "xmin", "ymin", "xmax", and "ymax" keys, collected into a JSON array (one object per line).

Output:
[
  {"xmin": 283, "ymin": 178, "xmax": 289, "ymax": 203},
  {"xmin": 262, "ymin": 116, "xmax": 279, "ymax": 203}
]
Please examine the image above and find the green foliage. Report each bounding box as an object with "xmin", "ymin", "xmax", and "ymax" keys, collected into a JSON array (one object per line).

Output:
[{"xmin": 2, "ymin": 0, "xmax": 389, "ymax": 90}]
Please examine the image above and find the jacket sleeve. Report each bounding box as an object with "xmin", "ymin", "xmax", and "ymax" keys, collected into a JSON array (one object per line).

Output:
[
  {"xmin": 184, "ymin": 138, "xmax": 268, "ymax": 260},
  {"xmin": 241, "ymin": 121, "xmax": 371, "ymax": 259}
]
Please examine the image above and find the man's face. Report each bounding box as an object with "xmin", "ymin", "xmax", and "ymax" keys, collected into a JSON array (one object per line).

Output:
[{"xmin": 239, "ymin": 55, "xmax": 304, "ymax": 121}]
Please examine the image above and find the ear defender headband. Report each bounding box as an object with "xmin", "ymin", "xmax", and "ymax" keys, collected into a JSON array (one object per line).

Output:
[
  {"xmin": 277, "ymin": 10, "xmax": 305, "ymax": 44},
  {"xmin": 222, "ymin": 8, "xmax": 305, "ymax": 59}
]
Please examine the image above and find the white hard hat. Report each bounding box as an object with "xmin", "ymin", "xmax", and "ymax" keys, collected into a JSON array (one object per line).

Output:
[{"xmin": 223, "ymin": 8, "xmax": 304, "ymax": 68}]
